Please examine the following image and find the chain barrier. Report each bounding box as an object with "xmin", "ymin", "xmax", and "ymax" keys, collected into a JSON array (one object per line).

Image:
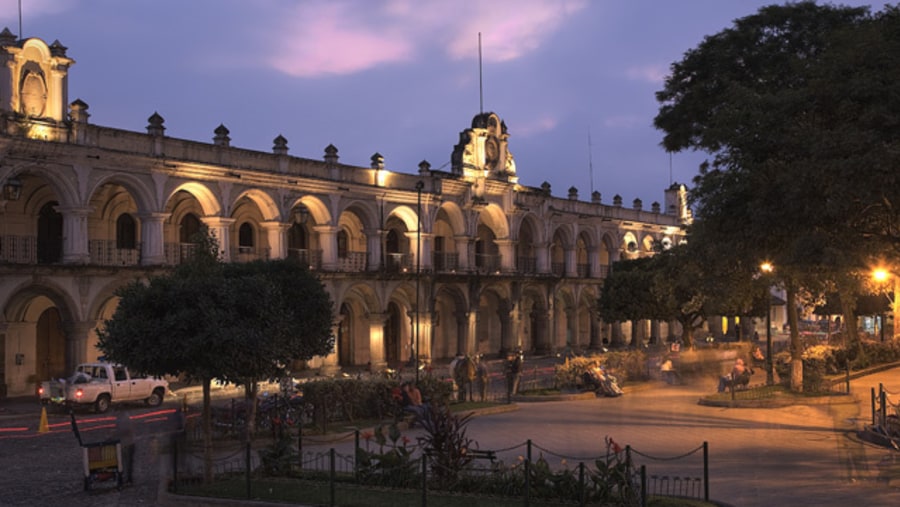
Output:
[{"xmin": 629, "ymin": 442, "xmax": 706, "ymax": 461}]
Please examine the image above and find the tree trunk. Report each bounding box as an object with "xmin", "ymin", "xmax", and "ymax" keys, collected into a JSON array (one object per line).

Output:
[
  {"xmin": 244, "ymin": 381, "xmax": 259, "ymax": 444},
  {"xmin": 786, "ymin": 282, "xmax": 803, "ymax": 392},
  {"xmin": 202, "ymin": 378, "xmax": 212, "ymax": 484}
]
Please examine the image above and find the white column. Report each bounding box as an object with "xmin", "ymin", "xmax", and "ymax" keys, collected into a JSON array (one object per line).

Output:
[
  {"xmin": 535, "ymin": 242, "xmax": 550, "ymax": 274},
  {"xmin": 454, "ymin": 236, "xmax": 471, "ymax": 270},
  {"xmin": 200, "ymin": 217, "xmax": 235, "ymax": 262},
  {"xmin": 261, "ymin": 221, "xmax": 290, "ymax": 260},
  {"xmin": 588, "ymin": 248, "xmax": 600, "ymax": 278},
  {"xmin": 139, "ymin": 212, "xmax": 168, "ymax": 265},
  {"xmin": 314, "ymin": 225, "xmax": 338, "ymax": 271},
  {"xmin": 495, "ymin": 239, "xmax": 515, "ymax": 272},
  {"xmin": 56, "ymin": 205, "xmax": 91, "ymax": 264},
  {"xmin": 565, "ymin": 248, "xmax": 578, "ymax": 277},
  {"xmin": 366, "ymin": 227, "xmax": 382, "ymax": 271},
  {"xmin": 368, "ymin": 312, "xmax": 389, "ymax": 372}
]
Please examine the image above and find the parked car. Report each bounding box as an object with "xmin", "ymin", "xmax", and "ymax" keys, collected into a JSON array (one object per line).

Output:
[{"xmin": 39, "ymin": 362, "xmax": 169, "ymax": 413}]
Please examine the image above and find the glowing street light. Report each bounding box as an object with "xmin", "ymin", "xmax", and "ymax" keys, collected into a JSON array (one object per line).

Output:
[
  {"xmin": 760, "ymin": 262, "xmax": 775, "ymax": 385},
  {"xmin": 871, "ymin": 267, "xmax": 896, "ymax": 342}
]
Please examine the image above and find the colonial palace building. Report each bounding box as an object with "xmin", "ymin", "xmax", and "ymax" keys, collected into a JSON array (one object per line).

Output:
[{"xmin": 0, "ymin": 32, "xmax": 690, "ymax": 398}]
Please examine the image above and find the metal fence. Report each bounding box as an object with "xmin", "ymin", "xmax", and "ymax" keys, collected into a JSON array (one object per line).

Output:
[{"xmin": 169, "ymin": 429, "xmax": 709, "ymax": 507}]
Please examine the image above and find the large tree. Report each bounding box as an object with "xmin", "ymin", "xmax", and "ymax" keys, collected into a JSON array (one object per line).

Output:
[
  {"xmin": 652, "ymin": 2, "xmax": 900, "ymax": 390},
  {"xmin": 97, "ymin": 228, "xmax": 334, "ymax": 480}
]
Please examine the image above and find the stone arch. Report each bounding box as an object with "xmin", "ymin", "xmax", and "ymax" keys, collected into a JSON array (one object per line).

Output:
[
  {"xmin": 334, "ymin": 282, "xmax": 383, "ymax": 368},
  {"xmin": 166, "ymin": 181, "xmax": 222, "ymax": 217},
  {"xmin": 233, "ymin": 188, "xmax": 280, "ymax": 221},
  {"xmin": 477, "ymin": 203, "xmax": 509, "ymax": 239},
  {"xmin": 432, "ymin": 284, "xmax": 469, "ymax": 359},
  {"xmin": 386, "ymin": 204, "xmax": 420, "ymax": 233},
  {"xmin": 2, "ymin": 282, "xmax": 80, "ymax": 396},
  {"xmin": 436, "ymin": 202, "xmax": 465, "ymax": 236},
  {"xmin": 90, "ymin": 172, "xmax": 156, "ymax": 215}
]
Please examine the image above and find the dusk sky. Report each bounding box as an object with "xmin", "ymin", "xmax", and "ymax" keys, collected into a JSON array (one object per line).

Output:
[{"xmin": 0, "ymin": 0, "xmax": 887, "ymax": 206}]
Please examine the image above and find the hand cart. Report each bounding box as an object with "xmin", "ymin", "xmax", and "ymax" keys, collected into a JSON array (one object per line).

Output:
[{"xmin": 70, "ymin": 412, "xmax": 123, "ymax": 491}]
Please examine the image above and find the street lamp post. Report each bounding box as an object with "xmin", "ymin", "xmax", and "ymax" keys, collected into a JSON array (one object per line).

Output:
[
  {"xmin": 415, "ymin": 181, "xmax": 424, "ymax": 384},
  {"xmin": 761, "ymin": 262, "xmax": 775, "ymax": 385}
]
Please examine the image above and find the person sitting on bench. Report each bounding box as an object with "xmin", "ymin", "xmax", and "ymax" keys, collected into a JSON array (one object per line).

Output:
[{"xmin": 718, "ymin": 358, "xmax": 751, "ymax": 392}]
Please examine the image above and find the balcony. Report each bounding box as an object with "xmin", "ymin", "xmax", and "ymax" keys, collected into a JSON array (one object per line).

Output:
[
  {"xmin": 164, "ymin": 243, "xmax": 199, "ymax": 265},
  {"xmin": 577, "ymin": 263, "xmax": 590, "ymax": 278},
  {"xmin": 0, "ymin": 235, "xmax": 37, "ymax": 264},
  {"xmin": 231, "ymin": 246, "xmax": 270, "ymax": 263},
  {"xmin": 338, "ymin": 251, "xmax": 368, "ymax": 272},
  {"xmin": 287, "ymin": 248, "xmax": 322, "ymax": 270},
  {"xmin": 385, "ymin": 252, "xmax": 413, "ymax": 273},
  {"xmin": 517, "ymin": 256, "xmax": 537, "ymax": 274},
  {"xmin": 89, "ymin": 240, "xmax": 141, "ymax": 266},
  {"xmin": 433, "ymin": 252, "xmax": 459, "ymax": 273},
  {"xmin": 551, "ymin": 262, "xmax": 565, "ymax": 277},
  {"xmin": 474, "ymin": 253, "xmax": 501, "ymax": 274}
]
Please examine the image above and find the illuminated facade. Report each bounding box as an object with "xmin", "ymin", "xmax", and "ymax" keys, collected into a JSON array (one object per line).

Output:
[{"xmin": 0, "ymin": 32, "xmax": 690, "ymax": 398}]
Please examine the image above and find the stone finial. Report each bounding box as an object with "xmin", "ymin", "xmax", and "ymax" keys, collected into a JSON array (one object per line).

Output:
[
  {"xmin": 214, "ymin": 124, "xmax": 230, "ymax": 147},
  {"xmin": 613, "ymin": 194, "xmax": 622, "ymax": 207},
  {"xmin": 633, "ymin": 198, "xmax": 642, "ymax": 211},
  {"xmin": 69, "ymin": 99, "xmax": 89, "ymax": 123},
  {"xmin": 0, "ymin": 28, "xmax": 16, "ymax": 47},
  {"xmin": 324, "ymin": 144, "xmax": 339, "ymax": 164},
  {"xmin": 651, "ymin": 201, "xmax": 660, "ymax": 213},
  {"xmin": 568, "ymin": 186, "xmax": 578, "ymax": 200},
  {"xmin": 49, "ymin": 39, "xmax": 68, "ymax": 57},
  {"xmin": 540, "ymin": 181, "xmax": 551, "ymax": 195},
  {"xmin": 146, "ymin": 112, "xmax": 165, "ymax": 136},
  {"xmin": 591, "ymin": 191, "xmax": 601, "ymax": 204},
  {"xmin": 273, "ymin": 135, "xmax": 288, "ymax": 155},
  {"xmin": 418, "ymin": 160, "xmax": 431, "ymax": 175},
  {"xmin": 370, "ymin": 152, "xmax": 384, "ymax": 170}
]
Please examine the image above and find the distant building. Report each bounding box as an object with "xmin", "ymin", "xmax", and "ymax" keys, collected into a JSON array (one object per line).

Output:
[{"xmin": 0, "ymin": 31, "xmax": 690, "ymax": 398}]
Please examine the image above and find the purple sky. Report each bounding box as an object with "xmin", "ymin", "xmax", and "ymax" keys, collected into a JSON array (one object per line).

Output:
[{"xmin": 1, "ymin": 0, "xmax": 886, "ymax": 206}]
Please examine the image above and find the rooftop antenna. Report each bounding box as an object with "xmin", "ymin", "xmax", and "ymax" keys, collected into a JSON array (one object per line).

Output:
[
  {"xmin": 478, "ymin": 32, "xmax": 484, "ymax": 114},
  {"xmin": 588, "ymin": 127, "xmax": 595, "ymax": 195}
]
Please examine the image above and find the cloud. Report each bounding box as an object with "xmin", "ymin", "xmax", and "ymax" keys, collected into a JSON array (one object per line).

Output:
[
  {"xmin": 513, "ymin": 115, "xmax": 559, "ymax": 137},
  {"xmin": 624, "ymin": 64, "xmax": 668, "ymax": 84},
  {"xmin": 267, "ymin": 0, "xmax": 587, "ymax": 77}
]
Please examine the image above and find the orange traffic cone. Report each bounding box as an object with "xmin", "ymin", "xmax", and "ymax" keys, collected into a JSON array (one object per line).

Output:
[{"xmin": 38, "ymin": 407, "xmax": 49, "ymax": 433}]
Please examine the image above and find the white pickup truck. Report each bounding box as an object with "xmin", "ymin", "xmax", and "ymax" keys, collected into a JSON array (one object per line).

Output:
[{"xmin": 39, "ymin": 362, "xmax": 169, "ymax": 413}]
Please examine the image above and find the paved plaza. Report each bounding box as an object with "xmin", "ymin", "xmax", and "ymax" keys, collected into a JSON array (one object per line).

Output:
[{"xmin": 2, "ymin": 366, "xmax": 900, "ymax": 506}]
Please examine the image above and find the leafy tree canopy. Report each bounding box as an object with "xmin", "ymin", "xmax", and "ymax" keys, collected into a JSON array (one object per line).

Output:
[{"xmin": 97, "ymin": 255, "xmax": 334, "ymax": 385}]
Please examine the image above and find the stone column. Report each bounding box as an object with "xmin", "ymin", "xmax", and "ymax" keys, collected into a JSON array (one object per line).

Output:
[
  {"xmin": 495, "ymin": 239, "xmax": 515, "ymax": 272},
  {"xmin": 535, "ymin": 242, "xmax": 550, "ymax": 274},
  {"xmin": 314, "ymin": 225, "xmax": 339, "ymax": 271},
  {"xmin": 365, "ymin": 227, "xmax": 382, "ymax": 272},
  {"xmin": 367, "ymin": 312, "xmax": 389, "ymax": 372},
  {"xmin": 139, "ymin": 212, "xmax": 168, "ymax": 265},
  {"xmin": 588, "ymin": 247, "xmax": 601, "ymax": 278},
  {"xmin": 261, "ymin": 221, "xmax": 291, "ymax": 260},
  {"xmin": 565, "ymin": 248, "xmax": 578, "ymax": 278},
  {"xmin": 56, "ymin": 205, "xmax": 91, "ymax": 264},
  {"xmin": 200, "ymin": 216, "xmax": 235, "ymax": 262},
  {"xmin": 454, "ymin": 236, "xmax": 471, "ymax": 270}
]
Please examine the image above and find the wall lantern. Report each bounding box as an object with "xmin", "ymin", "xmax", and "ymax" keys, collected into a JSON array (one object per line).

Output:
[
  {"xmin": 293, "ymin": 204, "xmax": 310, "ymax": 225},
  {"xmin": 3, "ymin": 176, "xmax": 22, "ymax": 201}
]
